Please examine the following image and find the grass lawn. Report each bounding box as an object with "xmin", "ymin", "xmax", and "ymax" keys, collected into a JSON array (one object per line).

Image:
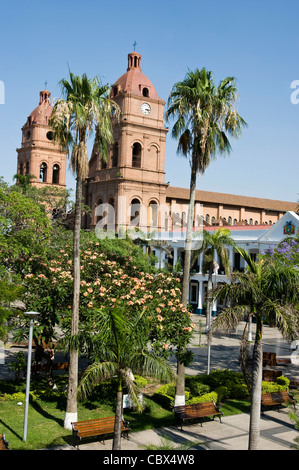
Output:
[{"xmin": 0, "ymin": 376, "xmax": 297, "ymax": 450}]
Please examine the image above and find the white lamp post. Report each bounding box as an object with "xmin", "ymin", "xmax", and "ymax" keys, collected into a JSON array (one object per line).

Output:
[{"xmin": 23, "ymin": 311, "xmax": 40, "ymax": 442}]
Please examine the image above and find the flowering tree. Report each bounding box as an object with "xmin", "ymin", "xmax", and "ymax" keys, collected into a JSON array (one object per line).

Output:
[
  {"xmin": 264, "ymin": 236, "xmax": 299, "ymax": 267},
  {"xmin": 15, "ymin": 236, "xmax": 195, "ymax": 368}
]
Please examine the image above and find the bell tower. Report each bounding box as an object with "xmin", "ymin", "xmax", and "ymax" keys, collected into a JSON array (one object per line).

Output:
[
  {"xmin": 16, "ymin": 89, "xmax": 67, "ymax": 188},
  {"xmin": 86, "ymin": 51, "xmax": 168, "ymax": 233}
]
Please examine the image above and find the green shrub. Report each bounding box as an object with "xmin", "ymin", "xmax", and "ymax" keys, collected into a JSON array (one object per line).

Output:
[
  {"xmin": 214, "ymin": 386, "xmax": 228, "ymax": 402},
  {"xmin": 261, "ymin": 380, "xmax": 289, "ymax": 393},
  {"xmin": 185, "ymin": 376, "xmax": 210, "ymax": 397},
  {"xmin": 187, "ymin": 391, "xmax": 218, "ymax": 405},
  {"xmin": 187, "ymin": 370, "xmax": 248, "ymax": 400},
  {"xmin": 2, "ymin": 391, "xmax": 37, "ymax": 402},
  {"xmin": 276, "ymin": 375, "xmax": 290, "ymax": 388},
  {"xmin": 226, "ymin": 381, "xmax": 249, "ymax": 399},
  {"xmin": 154, "ymin": 383, "xmax": 190, "ymax": 408},
  {"xmin": 8, "ymin": 352, "xmax": 27, "ymax": 380},
  {"xmin": 134, "ymin": 375, "xmax": 148, "ymax": 389}
]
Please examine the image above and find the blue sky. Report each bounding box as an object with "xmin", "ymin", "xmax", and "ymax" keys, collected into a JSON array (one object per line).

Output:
[{"xmin": 0, "ymin": 0, "xmax": 298, "ymax": 203}]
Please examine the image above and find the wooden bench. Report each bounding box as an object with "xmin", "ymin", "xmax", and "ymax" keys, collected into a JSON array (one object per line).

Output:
[
  {"xmin": 261, "ymin": 390, "xmax": 297, "ymax": 414},
  {"xmin": 263, "ymin": 352, "xmax": 291, "ymax": 367},
  {"xmin": 71, "ymin": 416, "xmax": 130, "ymax": 447},
  {"xmin": 174, "ymin": 401, "xmax": 223, "ymax": 429},
  {"xmin": 263, "ymin": 352, "xmax": 277, "ymax": 366},
  {"xmin": 262, "ymin": 369, "xmax": 282, "ymax": 382},
  {"xmin": 0, "ymin": 434, "xmax": 10, "ymax": 450}
]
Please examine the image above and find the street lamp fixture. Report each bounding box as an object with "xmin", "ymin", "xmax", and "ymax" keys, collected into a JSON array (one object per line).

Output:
[{"xmin": 23, "ymin": 311, "xmax": 40, "ymax": 442}]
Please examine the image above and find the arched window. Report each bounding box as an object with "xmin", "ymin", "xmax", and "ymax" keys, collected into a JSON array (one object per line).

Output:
[
  {"xmin": 205, "ymin": 214, "xmax": 210, "ymax": 224},
  {"xmin": 101, "ymin": 157, "xmax": 107, "ymax": 169},
  {"xmin": 149, "ymin": 201, "xmax": 158, "ymax": 227},
  {"xmin": 130, "ymin": 198, "xmax": 140, "ymax": 227},
  {"xmin": 111, "ymin": 143, "xmax": 118, "ymax": 167},
  {"xmin": 39, "ymin": 162, "xmax": 47, "ymax": 182},
  {"xmin": 249, "ymin": 218, "xmax": 253, "ymax": 225},
  {"xmin": 26, "ymin": 162, "xmax": 30, "ymax": 175},
  {"xmin": 142, "ymin": 87, "xmax": 149, "ymax": 97},
  {"xmin": 19, "ymin": 163, "xmax": 24, "ymax": 175},
  {"xmin": 52, "ymin": 164, "xmax": 60, "ymax": 184},
  {"xmin": 132, "ymin": 142, "xmax": 141, "ymax": 168},
  {"xmin": 228, "ymin": 216, "xmax": 232, "ymax": 225},
  {"xmin": 233, "ymin": 219, "xmax": 237, "ymax": 225},
  {"xmin": 112, "ymin": 85, "xmax": 118, "ymax": 97},
  {"xmin": 211, "ymin": 216, "xmax": 215, "ymax": 225}
]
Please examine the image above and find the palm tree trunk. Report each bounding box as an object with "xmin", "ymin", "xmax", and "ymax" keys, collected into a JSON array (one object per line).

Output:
[
  {"xmin": 174, "ymin": 160, "xmax": 197, "ymax": 407},
  {"xmin": 248, "ymin": 316, "xmax": 263, "ymax": 450},
  {"xmin": 64, "ymin": 176, "xmax": 82, "ymax": 430},
  {"xmin": 113, "ymin": 378, "xmax": 123, "ymax": 450}
]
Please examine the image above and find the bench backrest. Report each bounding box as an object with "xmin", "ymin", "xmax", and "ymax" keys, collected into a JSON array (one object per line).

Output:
[
  {"xmin": 72, "ymin": 416, "xmax": 129, "ymax": 433},
  {"xmin": 174, "ymin": 401, "xmax": 217, "ymax": 413},
  {"xmin": 261, "ymin": 391, "xmax": 290, "ymax": 403},
  {"xmin": 73, "ymin": 416, "xmax": 115, "ymax": 430}
]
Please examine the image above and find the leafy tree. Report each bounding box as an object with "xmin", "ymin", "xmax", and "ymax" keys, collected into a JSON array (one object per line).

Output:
[
  {"xmin": 14, "ymin": 236, "xmax": 195, "ymax": 362},
  {"xmin": 166, "ymin": 68, "xmax": 247, "ymax": 405},
  {"xmin": 0, "ymin": 279, "xmax": 24, "ymax": 342},
  {"xmin": 13, "ymin": 173, "xmax": 37, "ymax": 193},
  {"xmin": 264, "ymin": 235, "xmax": 299, "ymax": 268},
  {"xmin": 195, "ymin": 228, "xmax": 234, "ymax": 323},
  {"xmin": 49, "ymin": 72, "xmax": 119, "ymax": 429},
  {"xmin": 213, "ymin": 248, "xmax": 299, "ymax": 450},
  {"xmin": 0, "ymin": 178, "xmax": 51, "ymax": 265},
  {"xmin": 77, "ymin": 304, "xmax": 174, "ymax": 450},
  {"xmin": 193, "ymin": 228, "xmax": 235, "ymax": 373}
]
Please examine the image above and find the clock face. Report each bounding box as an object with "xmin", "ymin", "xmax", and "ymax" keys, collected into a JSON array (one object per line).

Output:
[{"xmin": 141, "ymin": 103, "xmax": 151, "ymax": 115}]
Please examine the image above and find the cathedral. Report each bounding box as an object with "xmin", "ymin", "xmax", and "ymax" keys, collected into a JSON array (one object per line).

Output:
[{"xmin": 16, "ymin": 50, "xmax": 297, "ymax": 234}]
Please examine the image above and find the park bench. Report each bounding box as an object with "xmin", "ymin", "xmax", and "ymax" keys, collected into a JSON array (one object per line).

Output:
[
  {"xmin": 71, "ymin": 416, "xmax": 130, "ymax": 448},
  {"xmin": 0, "ymin": 434, "xmax": 10, "ymax": 450},
  {"xmin": 174, "ymin": 401, "xmax": 223, "ymax": 429},
  {"xmin": 263, "ymin": 352, "xmax": 277, "ymax": 366},
  {"xmin": 261, "ymin": 390, "xmax": 297, "ymax": 414},
  {"xmin": 262, "ymin": 369, "xmax": 282, "ymax": 382},
  {"xmin": 263, "ymin": 352, "xmax": 291, "ymax": 367}
]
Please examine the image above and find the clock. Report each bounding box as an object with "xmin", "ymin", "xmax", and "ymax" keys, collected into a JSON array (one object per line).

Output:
[{"xmin": 141, "ymin": 103, "xmax": 151, "ymax": 115}]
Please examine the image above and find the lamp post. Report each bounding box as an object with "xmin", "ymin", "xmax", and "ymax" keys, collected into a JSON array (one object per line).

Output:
[{"xmin": 23, "ymin": 311, "xmax": 40, "ymax": 442}]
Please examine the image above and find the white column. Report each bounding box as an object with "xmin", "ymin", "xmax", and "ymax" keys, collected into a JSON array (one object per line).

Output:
[{"xmin": 197, "ymin": 281, "xmax": 203, "ymax": 315}]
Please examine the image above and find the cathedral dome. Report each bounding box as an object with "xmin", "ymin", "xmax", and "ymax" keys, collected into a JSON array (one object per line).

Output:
[
  {"xmin": 26, "ymin": 90, "xmax": 52, "ymax": 126},
  {"xmin": 112, "ymin": 51, "xmax": 161, "ymax": 100}
]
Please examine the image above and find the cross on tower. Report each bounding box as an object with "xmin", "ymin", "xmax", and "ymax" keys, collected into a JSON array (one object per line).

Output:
[{"xmin": 133, "ymin": 40, "xmax": 137, "ymax": 50}]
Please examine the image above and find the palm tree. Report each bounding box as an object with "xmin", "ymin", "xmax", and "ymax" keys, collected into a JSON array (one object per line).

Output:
[
  {"xmin": 77, "ymin": 305, "xmax": 174, "ymax": 450},
  {"xmin": 213, "ymin": 248, "xmax": 299, "ymax": 450},
  {"xmin": 166, "ymin": 68, "xmax": 247, "ymax": 406},
  {"xmin": 13, "ymin": 173, "xmax": 36, "ymax": 193},
  {"xmin": 49, "ymin": 72, "xmax": 119, "ymax": 429},
  {"xmin": 193, "ymin": 228, "xmax": 235, "ymax": 372},
  {"xmin": 198, "ymin": 228, "xmax": 234, "ymax": 320}
]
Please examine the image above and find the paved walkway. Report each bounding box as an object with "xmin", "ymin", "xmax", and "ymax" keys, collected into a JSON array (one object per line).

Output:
[{"xmin": 51, "ymin": 408, "xmax": 298, "ymax": 451}]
